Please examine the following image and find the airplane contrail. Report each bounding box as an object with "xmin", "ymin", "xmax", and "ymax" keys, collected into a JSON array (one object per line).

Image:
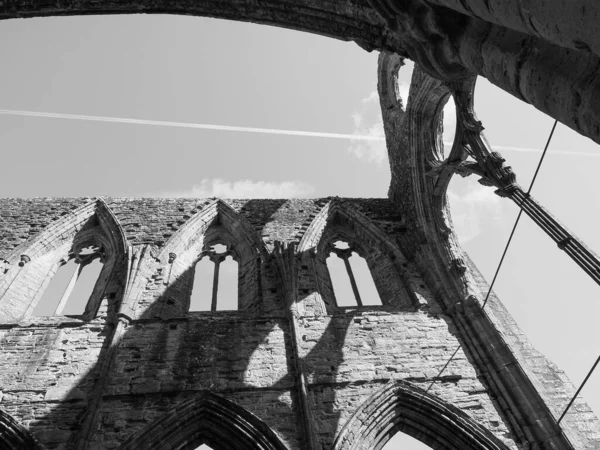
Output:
[
  {"xmin": 0, "ymin": 108, "xmax": 598, "ymax": 157},
  {"xmin": 0, "ymin": 109, "xmax": 379, "ymax": 141}
]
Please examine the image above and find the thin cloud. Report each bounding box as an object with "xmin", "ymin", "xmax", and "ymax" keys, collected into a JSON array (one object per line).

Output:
[
  {"xmin": 0, "ymin": 109, "xmax": 380, "ymax": 141},
  {"xmin": 348, "ymin": 90, "xmax": 388, "ymax": 164},
  {"xmin": 148, "ymin": 178, "xmax": 315, "ymax": 199}
]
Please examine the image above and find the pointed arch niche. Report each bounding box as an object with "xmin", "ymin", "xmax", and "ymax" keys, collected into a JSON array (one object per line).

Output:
[
  {"xmin": 333, "ymin": 382, "xmax": 511, "ymax": 450},
  {"xmin": 119, "ymin": 391, "xmax": 289, "ymax": 450},
  {"xmin": 298, "ymin": 201, "xmax": 414, "ymax": 312},
  {"xmin": 154, "ymin": 200, "xmax": 271, "ymax": 318},
  {"xmin": 0, "ymin": 200, "xmax": 128, "ymax": 323}
]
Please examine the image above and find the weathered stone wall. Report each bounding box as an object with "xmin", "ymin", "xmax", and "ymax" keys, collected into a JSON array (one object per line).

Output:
[
  {"xmin": 0, "ymin": 197, "xmax": 522, "ymax": 450},
  {"xmin": 0, "ymin": 319, "xmax": 110, "ymax": 445}
]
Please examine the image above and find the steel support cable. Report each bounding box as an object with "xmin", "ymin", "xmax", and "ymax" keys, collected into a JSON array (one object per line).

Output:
[
  {"xmin": 426, "ymin": 120, "xmax": 557, "ymax": 394},
  {"xmin": 558, "ymin": 355, "xmax": 600, "ymax": 424}
]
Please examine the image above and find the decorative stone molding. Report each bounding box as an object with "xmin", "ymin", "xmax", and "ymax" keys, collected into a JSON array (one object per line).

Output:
[{"xmin": 333, "ymin": 381, "xmax": 511, "ymax": 450}]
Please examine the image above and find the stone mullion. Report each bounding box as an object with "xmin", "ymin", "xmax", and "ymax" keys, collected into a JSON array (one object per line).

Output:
[
  {"xmin": 210, "ymin": 256, "xmax": 222, "ymax": 312},
  {"xmin": 341, "ymin": 253, "xmax": 363, "ymax": 307},
  {"xmin": 53, "ymin": 260, "xmax": 81, "ymax": 315}
]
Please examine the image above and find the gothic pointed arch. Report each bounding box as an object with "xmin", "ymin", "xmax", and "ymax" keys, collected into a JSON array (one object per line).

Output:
[
  {"xmin": 0, "ymin": 408, "xmax": 43, "ymax": 450},
  {"xmin": 0, "ymin": 199, "xmax": 128, "ymax": 322},
  {"xmin": 297, "ymin": 199, "xmax": 417, "ymax": 311},
  {"xmin": 119, "ymin": 391, "xmax": 289, "ymax": 450},
  {"xmin": 333, "ymin": 381, "xmax": 510, "ymax": 450},
  {"xmin": 138, "ymin": 200, "xmax": 274, "ymax": 318},
  {"xmin": 95, "ymin": 198, "xmax": 129, "ymax": 265},
  {"xmin": 159, "ymin": 199, "xmax": 267, "ymax": 261}
]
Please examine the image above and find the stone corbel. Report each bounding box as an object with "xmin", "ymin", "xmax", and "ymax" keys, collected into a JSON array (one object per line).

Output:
[
  {"xmin": 0, "ymin": 258, "xmax": 8, "ymax": 275},
  {"xmin": 164, "ymin": 252, "xmax": 177, "ymax": 286}
]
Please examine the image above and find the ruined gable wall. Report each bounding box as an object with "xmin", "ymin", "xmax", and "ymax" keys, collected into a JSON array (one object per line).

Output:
[{"xmin": 0, "ymin": 197, "xmax": 516, "ymax": 450}]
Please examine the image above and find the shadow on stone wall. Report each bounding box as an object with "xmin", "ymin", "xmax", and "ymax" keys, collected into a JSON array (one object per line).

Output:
[{"xmin": 0, "ymin": 200, "xmax": 381, "ymax": 450}]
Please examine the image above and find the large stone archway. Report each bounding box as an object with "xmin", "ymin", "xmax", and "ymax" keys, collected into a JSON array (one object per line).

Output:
[
  {"xmin": 333, "ymin": 381, "xmax": 510, "ymax": 450},
  {"xmin": 119, "ymin": 391, "xmax": 290, "ymax": 450},
  {"xmin": 1, "ymin": 0, "xmax": 600, "ymax": 144}
]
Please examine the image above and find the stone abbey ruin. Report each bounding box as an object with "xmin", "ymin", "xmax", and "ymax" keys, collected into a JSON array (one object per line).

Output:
[{"xmin": 1, "ymin": 1, "xmax": 600, "ymax": 449}]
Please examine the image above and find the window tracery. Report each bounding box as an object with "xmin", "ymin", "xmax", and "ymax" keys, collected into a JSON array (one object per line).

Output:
[
  {"xmin": 190, "ymin": 242, "xmax": 239, "ymax": 312},
  {"xmin": 298, "ymin": 201, "xmax": 415, "ymax": 312},
  {"xmin": 0, "ymin": 200, "xmax": 127, "ymax": 323},
  {"xmin": 326, "ymin": 240, "xmax": 382, "ymax": 307},
  {"xmin": 32, "ymin": 244, "xmax": 105, "ymax": 316}
]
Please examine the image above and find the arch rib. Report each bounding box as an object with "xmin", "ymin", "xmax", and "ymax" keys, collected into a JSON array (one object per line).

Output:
[
  {"xmin": 333, "ymin": 381, "xmax": 511, "ymax": 450},
  {"xmin": 0, "ymin": 408, "xmax": 43, "ymax": 450}
]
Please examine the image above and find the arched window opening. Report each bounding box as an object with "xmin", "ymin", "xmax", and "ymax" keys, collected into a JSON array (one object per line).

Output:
[
  {"xmin": 190, "ymin": 257, "xmax": 214, "ymax": 312},
  {"xmin": 32, "ymin": 245, "xmax": 104, "ymax": 316},
  {"xmin": 32, "ymin": 258, "xmax": 78, "ymax": 316},
  {"xmin": 326, "ymin": 240, "xmax": 382, "ymax": 307},
  {"xmin": 217, "ymin": 255, "xmax": 238, "ymax": 311},
  {"xmin": 440, "ymin": 93, "xmax": 456, "ymax": 156},
  {"xmin": 382, "ymin": 431, "xmax": 432, "ymax": 450},
  {"xmin": 348, "ymin": 252, "xmax": 381, "ymax": 306},
  {"xmin": 327, "ymin": 251, "xmax": 355, "ymax": 307},
  {"xmin": 189, "ymin": 243, "xmax": 238, "ymax": 312},
  {"xmin": 63, "ymin": 258, "xmax": 103, "ymax": 315}
]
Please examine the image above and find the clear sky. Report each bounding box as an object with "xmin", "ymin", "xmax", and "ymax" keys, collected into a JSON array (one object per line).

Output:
[{"xmin": 1, "ymin": 12, "xmax": 599, "ymax": 449}]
